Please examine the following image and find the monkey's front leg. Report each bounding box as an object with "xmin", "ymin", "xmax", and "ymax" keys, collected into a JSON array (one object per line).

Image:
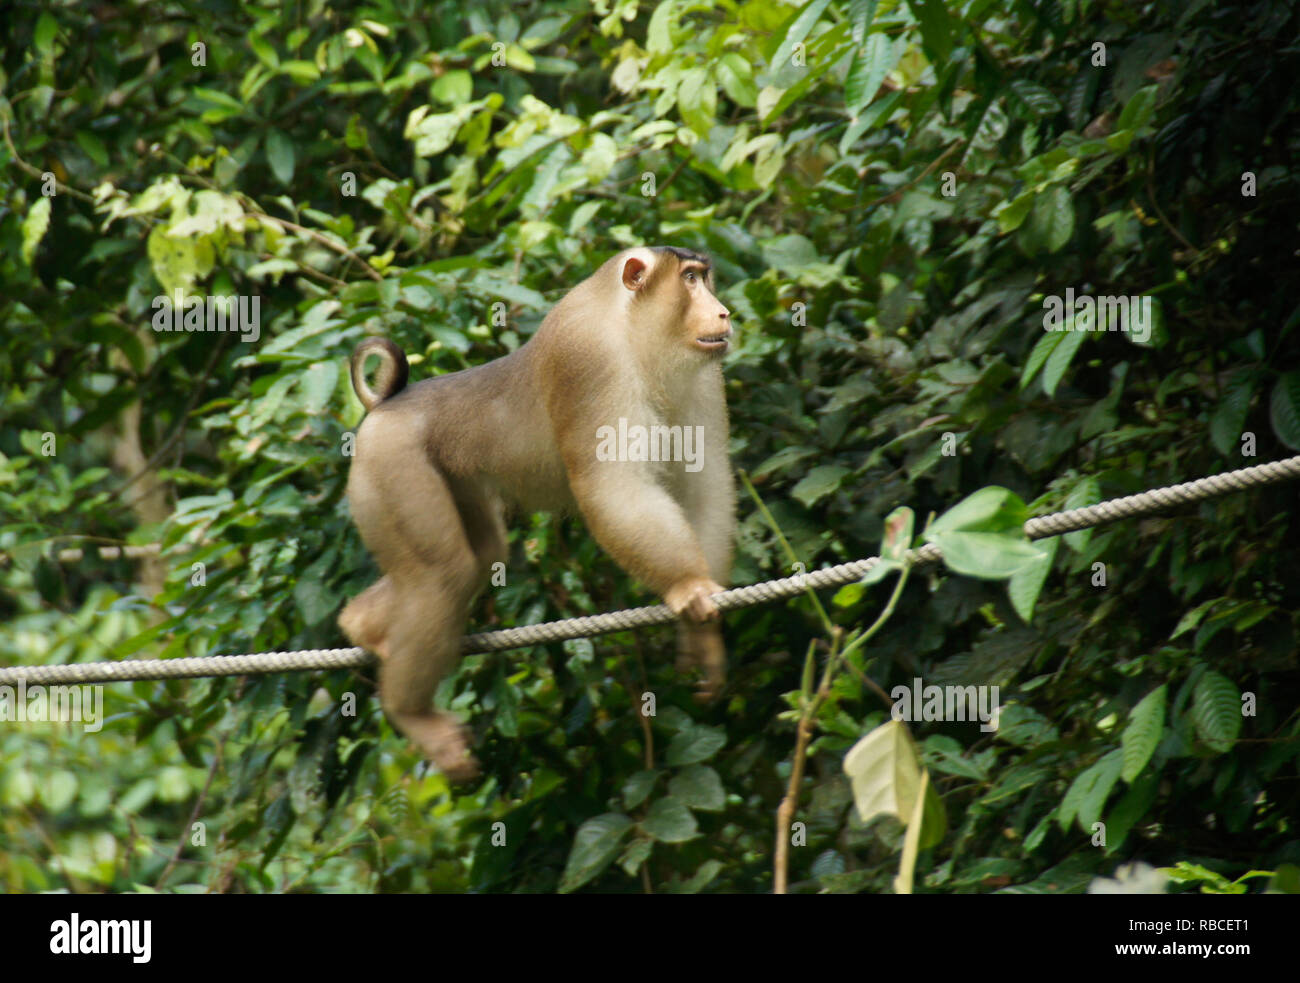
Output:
[
  {"xmin": 569, "ymin": 469, "xmax": 728, "ymax": 696},
  {"xmin": 675, "ymin": 621, "xmax": 727, "ymax": 703},
  {"xmin": 664, "ymin": 573, "xmax": 728, "ymax": 702},
  {"xmin": 671, "ymin": 442, "xmax": 735, "ymax": 701}
]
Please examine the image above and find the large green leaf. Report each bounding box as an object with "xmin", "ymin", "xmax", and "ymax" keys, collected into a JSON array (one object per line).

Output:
[
  {"xmin": 560, "ymin": 814, "xmax": 634, "ymax": 893},
  {"xmin": 1120, "ymin": 685, "xmax": 1166, "ymax": 782}
]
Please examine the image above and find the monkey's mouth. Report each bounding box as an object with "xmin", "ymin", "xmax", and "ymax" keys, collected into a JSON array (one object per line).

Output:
[{"xmin": 695, "ymin": 333, "xmax": 731, "ymax": 353}]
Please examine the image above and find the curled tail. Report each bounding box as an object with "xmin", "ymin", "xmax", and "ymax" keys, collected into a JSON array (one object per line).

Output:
[{"xmin": 351, "ymin": 338, "xmax": 409, "ymax": 411}]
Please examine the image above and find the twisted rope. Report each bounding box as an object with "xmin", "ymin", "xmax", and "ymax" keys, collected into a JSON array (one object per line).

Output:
[{"xmin": 4, "ymin": 454, "xmax": 1298, "ymax": 686}]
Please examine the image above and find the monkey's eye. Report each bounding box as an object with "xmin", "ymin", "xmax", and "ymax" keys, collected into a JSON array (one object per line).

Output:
[{"xmin": 684, "ymin": 270, "xmax": 697, "ymax": 283}]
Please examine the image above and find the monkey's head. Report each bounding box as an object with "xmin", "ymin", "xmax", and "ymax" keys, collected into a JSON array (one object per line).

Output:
[{"xmin": 617, "ymin": 246, "xmax": 732, "ymax": 363}]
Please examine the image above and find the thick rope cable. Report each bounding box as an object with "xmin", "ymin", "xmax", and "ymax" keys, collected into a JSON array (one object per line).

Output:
[{"xmin": 4, "ymin": 454, "xmax": 1298, "ymax": 686}]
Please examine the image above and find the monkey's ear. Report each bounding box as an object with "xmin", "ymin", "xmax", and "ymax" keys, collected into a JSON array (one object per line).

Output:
[{"xmin": 621, "ymin": 256, "xmax": 650, "ymax": 291}]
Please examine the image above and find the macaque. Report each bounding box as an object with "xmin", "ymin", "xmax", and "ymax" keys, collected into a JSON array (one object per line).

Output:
[{"xmin": 339, "ymin": 247, "xmax": 735, "ymax": 781}]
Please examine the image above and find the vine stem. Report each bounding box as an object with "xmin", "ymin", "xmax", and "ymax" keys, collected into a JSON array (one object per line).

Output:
[{"xmin": 773, "ymin": 562, "xmax": 912, "ymax": 894}]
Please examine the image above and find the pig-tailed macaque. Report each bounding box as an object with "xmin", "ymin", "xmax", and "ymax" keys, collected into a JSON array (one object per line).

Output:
[{"xmin": 339, "ymin": 247, "xmax": 735, "ymax": 781}]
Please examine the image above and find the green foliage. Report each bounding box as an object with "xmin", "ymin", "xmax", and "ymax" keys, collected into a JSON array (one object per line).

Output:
[{"xmin": 2, "ymin": 0, "xmax": 1298, "ymax": 894}]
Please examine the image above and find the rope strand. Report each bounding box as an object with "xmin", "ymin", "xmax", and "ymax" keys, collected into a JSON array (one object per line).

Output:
[{"xmin": 3, "ymin": 454, "xmax": 1298, "ymax": 686}]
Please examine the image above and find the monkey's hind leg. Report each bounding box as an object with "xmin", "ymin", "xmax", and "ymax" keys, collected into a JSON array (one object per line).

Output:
[
  {"xmin": 339, "ymin": 576, "xmax": 395, "ymax": 661},
  {"xmin": 341, "ymin": 575, "xmax": 478, "ymax": 778},
  {"xmin": 368, "ymin": 474, "xmax": 505, "ymax": 784},
  {"xmin": 378, "ymin": 575, "xmax": 482, "ymax": 783}
]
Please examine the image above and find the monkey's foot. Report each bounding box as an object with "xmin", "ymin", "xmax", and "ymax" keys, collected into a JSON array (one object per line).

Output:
[
  {"xmin": 674, "ymin": 651, "xmax": 724, "ymax": 700},
  {"xmin": 397, "ymin": 713, "xmax": 481, "ymax": 783},
  {"xmin": 665, "ymin": 577, "xmax": 724, "ymax": 622},
  {"xmin": 675, "ymin": 627, "xmax": 726, "ymax": 704}
]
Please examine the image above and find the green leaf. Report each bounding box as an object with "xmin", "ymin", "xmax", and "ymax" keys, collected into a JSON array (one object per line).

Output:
[
  {"xmin": 1120, "ymin": 685, "xmax": 1166, "ymax": 782},
  {"xmin": 21, "ymin": 197, "xmax": 51, "ymax": 266},
  {"xmin": 1009, "ymin": 80, "xmax": 1062, "ymax": 118},
  {"xmin": 834, "ymin": 582, "xmax": 864, "ymax": 606},
  {"xmin": 34, "ymin": 13, "xmax": 60, "ymax": 53},
  {"xmin": 1170, "ymin": 598, "xmax": 1224, "ymax": 640},
  {"xmin": 791, "ymin": 464, "xmax": 850, "ymax": 507},
  {"xmin": 843, "ymin": 720, "xmax": 947, "ymax": 848},
  {"xmin": 800, "ymin": 643, "xmax": 816, "ymax": 697},
  {"xmin": 1191, "ymin": 671, "xmax": 1241, "ymax": 754},
  {"xmin": 281, "ymin": 60, "xmax": 321, "ymax": 84},
  {"xmin": 1104, "ymin": 772, "xmax": 1159, "ymax": 853},
  {"xmin": 1019, "ymin": 321, "xmax": 1063, "ymax": 389},
  {"xmin": 996, "ymin": 190, "xmax": 1035, "ymax": 234},
  {"xmin": 581, "ymin": 133, "xmax": 618, "ymax": 183},
  {"xmin": 344, "ymin": 115, "xmax": 370, "ymax": 150},
  {"xmin": 1062, "ymin": 476, "xmax": 1100, "ymax": 553},
  {"xmin": 1058, "ymin": 749, "xmax": 1123, "ymax": 833},
  {"xmin": 621, "ymin": 769, "xmax": 660, "ymax": 810},
  {"xmin": 716, "ymin": 53, "xmax": 758, "ymax": 108},
  {"xmin": 409, "ymin": 111, "xmax": 465, "ymax": 157},
  {"xmin": 1268, "ymin": 864, "xmax": 1300, "ymax": 895},
  {"xmin": 504, "ymin": 45, "xmax": 535, "ymax": 71},
  {"xmin": 845, "ymin": 33, "xmax": 894, "ymax": 115},
  {"xmin": 1041, "ymin": 324, "xmax": 1085, "ymax": 397},
  {"xmin": 751, "ymin": 445, "xmax": 818, "ymax": 480},
  {"xmin": 667, "ymin": 765, "xmax": 725, "ymax": 811},
  {"xmin": 192, "ymin": 87, "xmax": 244, "ymax": 112},
  {"xmin": 932, "ymin": 530, "xmax": 1048, "ymax": 580},
  {"xmin": 249, "ymin": 33, "xmax": 279, "ymax": 69},
  {"xmin": 301, "ymin": 361, "xmax": 339, "ymax": 413},
  {"xmin": 907, "ymin": 0, "xmax": 953, "ymax": 63},
  {"xmin": 157, "ymin": 766, "xmax": 190, "ymax": 802},
  {"xmin": 641, "ymin": 796, "xmax": 699, "ymax": 842},
  {"xmin": 40, "ymin": 770, "xmax": 79, "ymax": 812},
  {"xmin": 677, "ymin": 67, "xmax": 716, "ymax": 136},
  {"xmin": 840, "ymin": 89, "xmax": 902, "ymax": 155},
  {"xmin": 930, "ymin": 486, "xmax": 1029, "ymax": 535},
  {"xmin": 753, "ymin": 142, "xmax": 786, "ymax": 188},
  {"xmin": 293, "ymin": 577, "xmax": 335, "ymax": 627},
  {"xmin": 1117, "ymin": 84, "xmax": 1159, "ymax": 131},
  {"xmin": 646, "ymin": 1, "xmax": 677, "ymax": 55},
  {"xmin": 4, "ymin": 769, "xmax": 37, "ymax": 807},
  {"xmin": 559, "ymin": 813, "xmax": 633, "ymax": 893},
  {"xmin": 618, "ymin": 837, "xmax": 653, "ymax": 877},
  {"xmin": 1269, "ymin": 371, "xmax": 1300, "ymax": 449},
  {"xmin": 771, "ymin": 0, "xmax": 834, "ymax": 69},
  {"xmin": 848, "ymin": 0, "xmax": 878, "ymax": 45},
  {"xmin": 664, "ymin": 723, "xmax": 726, "ymax": 766},
  {"xmin": 1210, "ymin": 370, "xmax": 1257, "ymax": 456},
  {"xmin": 670, "ymin": 859, "xmax": 723, "ymax": 893},
  {"xmin": 265, "ymin": 130, "xmax": 296, "ymax": 185},
  {"xmin": 1008, "ymin": 534, "xmax": 1057, "ymax": 621},
  {"xmin": 1039, "ymin": 186, "xmax": 1076, "ymax": 253},
  {"xmin": 75, "ymin": 131, "xmax": 109, "ymax": 167},
  {"xmin": 881, "ymin": 506, "xmax": 914, "ymax": 560},
  {"xmin": 762, "ymin": 232, "xmax": 822, "ymax": 273},
  {"xmin": 432, "ymin": 69, "xmax": 473, "ymax": 105},
  {"xmin": 922, "ymin": 736, "xmax": 988, "ymax": 780}
]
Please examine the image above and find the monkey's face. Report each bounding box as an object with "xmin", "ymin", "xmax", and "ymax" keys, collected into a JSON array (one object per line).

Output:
[
  {"xmin": 622, "ymin": 248, "xmax": 732, "ymax": 361},
  {"xmin": 678, "ymin": 263, "xmax": 732, "ymax": 357}
]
